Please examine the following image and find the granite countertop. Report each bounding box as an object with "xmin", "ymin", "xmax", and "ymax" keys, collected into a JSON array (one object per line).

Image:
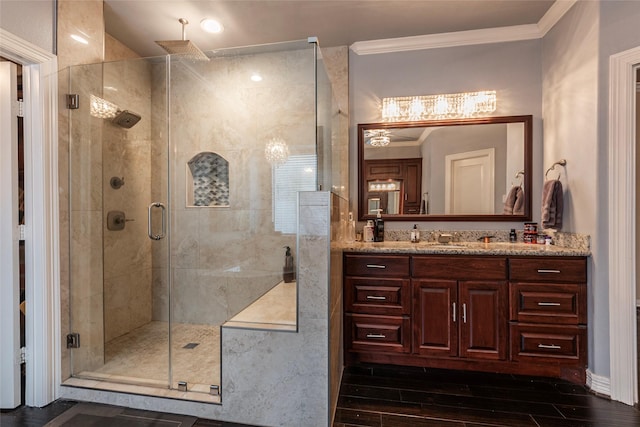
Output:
[{"xmin": 337, "ymin": 241, "xmax": 590, "ymax": 257}]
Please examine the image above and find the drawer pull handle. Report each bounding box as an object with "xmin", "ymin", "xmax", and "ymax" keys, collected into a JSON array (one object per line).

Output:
[
  {"xmin": 462, "ymin": 303, "xmax": 467, "ymax": 324},
  {"xmin": 537, "ymin": 302, "xmax": 561, "ymax": 306},
  {"xmin": 366, "ymin": 333, "xmax": 386, "ymax": 339},
  {"xmin": 452, "ymin": 302, "xmax": 457, "ymax": 323},
  {"xmin": 366, "ymin": 295, "xmax": 387, "ymax": 301},
  {"xmin": 538, "ymin": 343, "xmax": 562, "ymax": 350},
  {"xmin": 537, "ymin": 269, "xmax": 561, "ymax": 274},
  {"xmin": 366, "ymin": 264, "xmax": 386, "ymax": 269}
]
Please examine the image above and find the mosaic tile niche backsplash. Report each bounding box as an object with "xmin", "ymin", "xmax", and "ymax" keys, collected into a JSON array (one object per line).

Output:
[{"xmin": 187, "ymin": 152, "xmax": 230, "ymax": 207}]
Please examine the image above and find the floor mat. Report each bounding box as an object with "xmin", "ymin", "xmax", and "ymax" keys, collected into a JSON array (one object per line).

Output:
[{"xmin": 44, "ymin": 402, "xmax": 197, "ymax": 427}]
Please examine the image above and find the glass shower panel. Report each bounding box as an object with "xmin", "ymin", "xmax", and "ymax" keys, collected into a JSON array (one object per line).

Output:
[
  {"xmin": 168, "ymin": 40, "xmax": 316, "ymax": 393},
  {"xmin": 314, "ymin": 41, "xmax": 334, "ymax": 193},
  {"xmin": 68, "ymin": 56, "xmax": 170, "ymax": 388}
]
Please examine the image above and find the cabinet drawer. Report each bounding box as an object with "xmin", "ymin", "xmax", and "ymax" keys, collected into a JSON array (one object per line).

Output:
[
  {"xmin": 344, "ymin": 254, "xmax": 410, "ymax": 277},
  {"xmin": 509, "ymin": 258, "xmax": 586, "ymax": 282},
  {"xmin": 510, "ymin": 324, "xmax": 586, "ymax": 363},
  {"xmin": 412, "ymin": 256, "xmax": 507, "ymax": 280},
  {"xmin": 345, "ymin": 314, "xmax": 411, "ymax": 354},
  {"xmin": 345, "ymin": 277, "xmax": 411, "ymax": 315},
  {"xmin": 510, "ymin": 283, "xmax": 586, "ymax": 324}
]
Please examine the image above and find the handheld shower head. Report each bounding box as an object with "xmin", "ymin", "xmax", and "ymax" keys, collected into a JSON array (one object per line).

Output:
[{"xmin": 155, "ymin": 18, "xmax": 210, "ymax": 62}]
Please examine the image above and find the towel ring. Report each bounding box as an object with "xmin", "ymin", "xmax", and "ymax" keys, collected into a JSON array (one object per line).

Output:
[{"xmin": 545, "ymin": 159, "xmax": 567, "ymax": 180}]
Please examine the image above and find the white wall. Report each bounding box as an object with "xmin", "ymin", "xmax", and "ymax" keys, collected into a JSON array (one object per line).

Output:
[
  {"xmin": 349, "ymin": 39, "xmax": 543, "ymax": 230},
  {"xmin": 541, "ymin": 0, "xmax": 601, "ymax": 375},
  {"xmin": 0, "ymin": 0, "xmax": 55, "ymax": 53}
]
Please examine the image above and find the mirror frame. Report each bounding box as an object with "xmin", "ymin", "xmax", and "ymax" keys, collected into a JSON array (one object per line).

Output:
[{"xmin": 358, "ymin": 115, "xmax": 532, "ymax": 222}]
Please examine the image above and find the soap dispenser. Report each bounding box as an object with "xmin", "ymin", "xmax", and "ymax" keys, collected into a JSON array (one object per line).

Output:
[
  {"xmin": 373, "ymin": 209, "xmax": 384, "ymax": 242},
  {"xmin": 283, "ymin": 246, "xmax": 294, "ymax": 283},
  {"xmin": 411, "ymin": 224, "xmax": 420, "ymax": 243}
]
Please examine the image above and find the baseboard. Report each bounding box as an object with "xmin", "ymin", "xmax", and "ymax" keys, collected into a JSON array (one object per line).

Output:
[{"xmin": 586, "ymin": 369, "xmax": 611, "ymax": 398}]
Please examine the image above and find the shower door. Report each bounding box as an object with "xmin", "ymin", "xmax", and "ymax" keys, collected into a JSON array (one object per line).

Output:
[
  {"xmin": 67, "ymin": 39, "xmax": 322, "ymax": 395},
  {"xmin": 67, "ymin": 56, "xmax": 172, "ymax": 389}
]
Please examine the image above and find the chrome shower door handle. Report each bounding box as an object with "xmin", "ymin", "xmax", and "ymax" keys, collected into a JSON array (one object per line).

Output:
[{"xmin": 148, "ymin": 202, "xmax": 166, "ymax": 240}]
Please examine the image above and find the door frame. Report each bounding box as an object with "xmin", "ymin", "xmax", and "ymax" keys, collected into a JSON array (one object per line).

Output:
[
  {"xmin": 608, "ymin": 45, "xmax": 640, "ymax": 406},
  {"xmin": 0, "ymin": 28, "xmax": 59, "ymax": 407},
  {"xmin": 0, "ymin": 60, "xmax": 20, "ymax": 409}
]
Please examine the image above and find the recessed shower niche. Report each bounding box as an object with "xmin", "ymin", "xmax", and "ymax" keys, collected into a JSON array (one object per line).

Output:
[{"xmin": 186, "ymin": 152, "xmax": 230, "ymax": 207}]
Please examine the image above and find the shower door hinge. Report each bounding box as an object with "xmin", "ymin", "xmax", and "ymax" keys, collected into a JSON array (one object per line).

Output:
[
  {"xmin": 20, "ymin": 347, "xmax": 26, "ymax": 364},
  {"xmin": 66, "ymin": 94, "xmax": 80, "ymax": 110},
  {"xmin": 15, "ymin": 99, "xmax": 24, "ymax": 117},
  {"xmin": 66, "ymin": 332, "xmax": 80, "ymax": 348},
  {"xmin": 18, "ymin": 224, "xmax": 26, "ymax": 241}
]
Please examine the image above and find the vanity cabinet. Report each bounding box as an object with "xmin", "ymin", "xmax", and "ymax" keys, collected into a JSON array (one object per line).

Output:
[
  {"xmin": 343, "ymin": 252, "xmax": 588, "ymax": 383},
  {"xmin": 509, "ymin": 257, "xmax": 587, "ymax": 370},
  {"xmin": 413, "ymin": 256, "xmax": 508, "ymax": 361},
  {"xmin": 344, "ymin": 254, "xmax": 412, "ymax": 354}
]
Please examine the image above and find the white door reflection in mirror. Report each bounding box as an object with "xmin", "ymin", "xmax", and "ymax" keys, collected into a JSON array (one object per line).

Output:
[{"xmin": 445, "ymin": 148, "xmax": 495, "ymax": 214}]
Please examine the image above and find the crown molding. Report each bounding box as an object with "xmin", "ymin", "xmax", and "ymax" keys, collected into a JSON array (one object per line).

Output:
[
  {"xmin": 350, "ymin": 0, "xmax": 577, "ymax": 55},
  {"xmin": 538, "ymin": 0, "xmax": 578, "ymax": 36},
  {"xmin": 0, "ymin": 28, "xmax": 55, "ymax": 64}
]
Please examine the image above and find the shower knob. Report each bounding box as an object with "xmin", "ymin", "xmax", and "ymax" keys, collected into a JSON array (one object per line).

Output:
[
  {"xmin": 110, "ymin": 176, "xmax": 125, "ymax": 189},
  {"xmin": 107, "ymin": 210, "xmax": 133, "ymax": 231}
]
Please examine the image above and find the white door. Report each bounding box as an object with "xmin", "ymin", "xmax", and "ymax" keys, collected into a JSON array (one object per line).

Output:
[
  {"xmin": 0, "ymin": 61, "xmax": 21, "ymax": 409},
  {"xmin": 445, "ymin": 148, "xmax": 495, "ymax": 214}
]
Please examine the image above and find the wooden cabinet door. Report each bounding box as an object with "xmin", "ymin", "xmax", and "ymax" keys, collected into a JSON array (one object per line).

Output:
[
  {"xmin": 459, "ymin": 280, "xmax": 507, "ymax": 361},
  {"xmin": 413, "ymin": 279, "xmax": 458, "ymax": 357},
  {"xmin": 402, "ymin": 159, "xmax": 422, "ymax": 214}
]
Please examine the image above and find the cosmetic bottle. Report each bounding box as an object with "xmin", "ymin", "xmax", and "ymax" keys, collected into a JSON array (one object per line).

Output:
[
  {"xmin": 363, "ymin": 220, "xmax": 375, "ymax": 242},
  {"xmin": 283, "ymin": 246, "xmax": 294, "ymax": 283},
  {"xmin": 373, "ymin": 209, "xmax": 384, "ymax": 242},
  {"xmin": 509, "ymin": 228, "xmax": 517, "ymax": 243}
]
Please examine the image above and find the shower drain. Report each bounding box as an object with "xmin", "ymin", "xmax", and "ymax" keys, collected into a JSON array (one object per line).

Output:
[{"xmin": 182, "ymin": 342, "xmax": 199, "ymax": 349}]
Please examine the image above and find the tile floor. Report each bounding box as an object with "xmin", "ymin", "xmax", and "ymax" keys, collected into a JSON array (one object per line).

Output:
[{"xmin": 77, "ymin": 321, "xmax": 220, "ymax": 392}]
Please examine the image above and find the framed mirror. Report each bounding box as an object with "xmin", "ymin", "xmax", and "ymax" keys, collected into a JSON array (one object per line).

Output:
[{"xmin": 358, "ymin": 115, "xmax": 532, "ymax": 221}]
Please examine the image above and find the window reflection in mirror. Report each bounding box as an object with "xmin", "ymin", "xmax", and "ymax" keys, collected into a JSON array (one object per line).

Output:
[{"xmin": 358, "ymin": 115, "xmax": 532, "ymax": 221}]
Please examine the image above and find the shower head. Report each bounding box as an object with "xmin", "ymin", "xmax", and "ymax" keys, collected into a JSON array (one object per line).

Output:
[
  {"xmin": 112, "ymin": 110, "xmax": 141, "ymax": 129},
  {"xmin": 155, "ymin": 18, "xmax": 210, "ymax": 62}
]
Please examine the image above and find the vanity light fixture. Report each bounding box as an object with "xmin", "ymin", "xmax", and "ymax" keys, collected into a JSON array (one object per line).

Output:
[
  {"xmin": 265, "ymin": 137, "xmax": 289, "ymax": 166},
  {"xmin": 364, "ymin": 129, "xmax": 391, "ymax": 147},
  {"xmin": 382, "ymin": 90, "xmax": 497, "ymax": 122}
]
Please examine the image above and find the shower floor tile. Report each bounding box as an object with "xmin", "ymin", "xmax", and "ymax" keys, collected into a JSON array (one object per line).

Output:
[{"xmin": 79, "ymin": 321, "xmax": 220, "ymax": 392}]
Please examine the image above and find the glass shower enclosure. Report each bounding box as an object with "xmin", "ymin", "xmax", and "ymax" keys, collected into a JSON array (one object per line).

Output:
[{"xmin": 65, "ymin": 39, "xmax": 333, "ymax": 396}]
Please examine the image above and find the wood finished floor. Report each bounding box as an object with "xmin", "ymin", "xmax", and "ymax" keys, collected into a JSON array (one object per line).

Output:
[
  {"xmin": 2, "ymin": 365, "xmax": 640, "ymax": 426},
  {"xmin": 334, "ymin": 364, "xmax": 640, "ymax": 427}
]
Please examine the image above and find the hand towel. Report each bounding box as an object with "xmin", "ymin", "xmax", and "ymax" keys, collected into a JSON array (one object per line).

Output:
[
  {"xmin": 541, "ymin": 180, "xmax": 563, "ymax": 229},
  {"xmin": 503, "ymin": 186, "xmax": 524, "ymax": 215}
]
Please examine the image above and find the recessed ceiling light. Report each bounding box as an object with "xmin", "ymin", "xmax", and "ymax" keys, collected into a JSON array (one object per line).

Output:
[
  {"xmin": 251, "ymin": 73, "xmax": 263, "ymax": 82},
  {"xmin": 200, "ymin": 18, "xmax": 224, "ymax": 34}
]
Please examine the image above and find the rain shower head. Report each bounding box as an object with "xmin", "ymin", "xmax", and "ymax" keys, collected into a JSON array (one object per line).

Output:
[{"xmin": 155, "ymin": 18, "xmax": 210, "ymax": 62}]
